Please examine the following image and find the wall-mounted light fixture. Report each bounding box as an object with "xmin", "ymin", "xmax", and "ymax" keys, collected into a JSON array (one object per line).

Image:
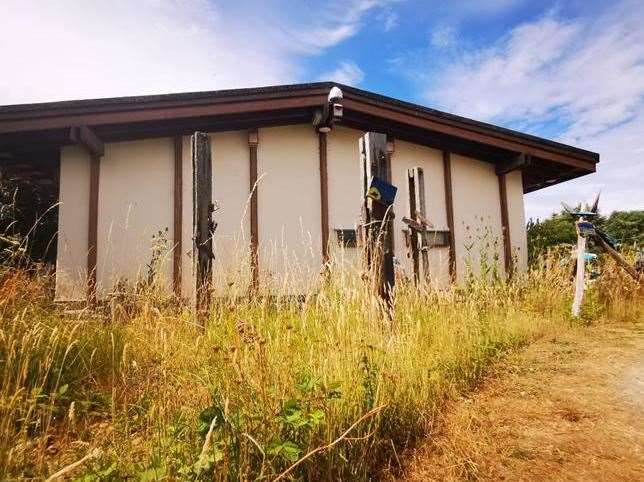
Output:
[{"xmin": 313, "ymin": 86, "xmax": 344, "ymax": 133}]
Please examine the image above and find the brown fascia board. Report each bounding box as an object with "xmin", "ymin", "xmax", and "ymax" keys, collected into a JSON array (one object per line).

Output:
[
  {"xmin": 0, "ymin": 81, "xmax": 598, "ymax": 179},
  {"xmin": 0, "ymin": 83, "xmax": 331, "ymax": 134},
  {"xmin": 0, "ymin": 83, "xmax": 332, "ymax": 116},
  {"xmin": 337, "ymin": 85, "xmax": 598, "ymax": 169}
]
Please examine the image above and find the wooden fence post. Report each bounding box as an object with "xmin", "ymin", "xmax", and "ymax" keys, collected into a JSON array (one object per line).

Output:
[
  {"xmin": 406, "ymin": 169, "xmax": 420, "ymax": 284},
  {"xmin": 192, "ymin": 132, "xmax": 214, "ymax": 326},
  {"xmin": 359, "ymin": 132, "xmax": 396, "ymax": 302}
]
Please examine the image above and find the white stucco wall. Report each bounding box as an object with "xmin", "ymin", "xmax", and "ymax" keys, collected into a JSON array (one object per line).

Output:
[
  {"xmin": 56, "ymin": 139, "xmax": 176, "ymax": 300},
  {"xmin": 96, "ymin": 138, "xmax": 174, "ymax": 296},
  {"xmin": 451, "ymin": 154, "xmax": 505, "ymax": 280},
  {"xmin": 326, "ymin": 126, "xmax": 363, "ymax": 270},
  {"xmin": 55, "ymin": 146, "xmax": 90, "ymax": 301},
  {"xmin": 257, "ymin": 125, "xmax": 322, "ymax": 294},
  {"xmin": 55, "ymin": 124, "xmax": 528, "ymax": 300},
  {"xmin": 210, "ymin": 130, "xmax": 251, "ymax": 296},
  {"xmin": 180, "ymin": 135, "xmax": 195, "ymax": 300}
]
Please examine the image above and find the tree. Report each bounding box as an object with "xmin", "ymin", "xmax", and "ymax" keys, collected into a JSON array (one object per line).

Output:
[
  {"xmin": 526, "ymin": 208, "xmax": 643, "ymax": 264},
  {"xmin": 602, "ymin": 210, "xmax": 644, "ymax": 246},
  {"xmin": 527, "ymin": 211, "xmax": 577, "ymax": 263}
]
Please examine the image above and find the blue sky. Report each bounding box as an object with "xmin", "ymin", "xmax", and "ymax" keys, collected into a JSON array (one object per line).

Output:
[{"xmin": 2, "ymin": 0, "xmax": 643, "ymax": 219}]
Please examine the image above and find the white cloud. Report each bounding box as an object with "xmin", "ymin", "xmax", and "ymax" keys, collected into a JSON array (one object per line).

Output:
[
  {"xmin": 0, "ymin": 0, "xmax": 389, "ymax": 104},
  {"xmin": 419, "ymin": 0, "xmax": 644, "ymax": 219},
  {"xmin": 267, "ymin": 0, "xmax": 399, "ymax": 54},
  {"xmin": 526, "ymin": 110, "xmax": 644, "ymax": 220},
  {"xmin": 378, "ymin": 8, "xmax": 399, "ymax": 31},
  {"xmin": 319, "ymin": 61, "xmax": 365, "ymax": 86},
  {"xmin": 430, "ymin": 25, "xmax": 457, "ymax": 49},
  {"xmin": 1, "ymin": 0, "xmax": 286, "ymax": 103}
]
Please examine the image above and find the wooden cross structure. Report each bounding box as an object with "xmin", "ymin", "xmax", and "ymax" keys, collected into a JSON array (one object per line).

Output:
[{"xmin": 403, "ymin": 167, "xmax": 433, "ymax": 284}]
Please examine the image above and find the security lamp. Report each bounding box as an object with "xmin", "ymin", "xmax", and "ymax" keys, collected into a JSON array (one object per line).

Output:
[
  {"xmin": 328, "ymin": 86, "xmax": 343, "ymax": 103},
  {"xmin": 329, "ymin": 86, "xmax": 344, "ymax": 123},
  {"xmin": 331, "ymin": 102, "xmax": 343, "ymax": 121},
  {"xmin": 313, "ymin": 86, "xmax": 344, "ymax": 132}
]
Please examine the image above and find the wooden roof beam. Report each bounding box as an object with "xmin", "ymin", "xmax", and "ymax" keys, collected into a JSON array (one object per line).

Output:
[
  {"xmin": 496, "ymin": 153, "xmax": 532, "ymax": 175},
  {"xmin": 69, "ymin": 126, "xmax": 104, "ymax": 157}
]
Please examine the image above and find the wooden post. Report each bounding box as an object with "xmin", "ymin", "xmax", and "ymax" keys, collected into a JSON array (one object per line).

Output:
[
  {"xmin": 319, "ymin": 131, "xmax": 330, "ymax": 263},
  {"xmin": 498, "ymin": 172, "xmax": 513, "ymax": 278},
  {"xmin": 571, "ymin": 219, "xmax": 587, "ymax": 317},
  {"xmin": 443, "ymin": 151, "xmax": 456, "ymax": 282},
  {"xmin": 70, "ymin": 126, "xmax": 104, "ymax": 305},
  {"xmin": 594, "ymin": 234, "xmax": 641, "ymax": 281},
  {"xmin": 192, "ymin": 132, "xmax": 214, "ymax": 325},
  {"xmin": 407, "ymin": 169, "xmax": 420, "ymax": 284},
  {"xmin": 359, "ymin": 132, "xmax": 395, "ymax": 301},
  {"xmin": 172, "ymin": 136, "xmax": 183, "ymax": 297},
  {"xmin": 248, "ymin": 129, "xmax": 259, "ymax": 293},
  {"xmin": 87, "ymin": 154, "xmax": 100, "ymax": 304},
  {"xmin": 385, "ymin": 136, "xmax": 395, "ymax": 253}
]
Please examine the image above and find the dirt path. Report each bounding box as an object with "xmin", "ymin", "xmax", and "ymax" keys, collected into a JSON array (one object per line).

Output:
[{"xmin": 398, "ymin": 322, "xmax": 644, "ymax": 481}]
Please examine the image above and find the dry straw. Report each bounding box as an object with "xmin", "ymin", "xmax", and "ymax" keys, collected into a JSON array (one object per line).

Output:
[{"xmin": 0, "ymin": 232, "xmax": 641, "ymax": 480}]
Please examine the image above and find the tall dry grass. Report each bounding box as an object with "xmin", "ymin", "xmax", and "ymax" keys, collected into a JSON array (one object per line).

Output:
[{"xmin": 0, "ymin": 250, "xmax": 641, "ymax": 481}]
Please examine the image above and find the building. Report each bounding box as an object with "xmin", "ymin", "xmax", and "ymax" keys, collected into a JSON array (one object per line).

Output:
[{"xmin": 0, "ymin": 83, "xmax": 599, "ymax": 301}]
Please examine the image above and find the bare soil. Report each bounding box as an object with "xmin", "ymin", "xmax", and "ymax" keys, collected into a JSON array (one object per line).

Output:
[{"xmin": 397, "ymin": 322, "xmax": 644, "ymax": 481}]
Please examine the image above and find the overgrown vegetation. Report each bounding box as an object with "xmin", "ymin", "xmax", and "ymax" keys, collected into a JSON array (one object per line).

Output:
[
  {"xmin": 1, "ymin": 246, "xmax": 641, "ymax": 480},
  {"xmin": 0, "ymin": 176, "xmax": 58, "ymax": 265}
]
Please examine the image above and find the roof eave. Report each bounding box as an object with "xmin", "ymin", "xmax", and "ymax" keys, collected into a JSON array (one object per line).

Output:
[{"xmin": 0, "ymin": 81, "xmax": 598, "ymax": 193}]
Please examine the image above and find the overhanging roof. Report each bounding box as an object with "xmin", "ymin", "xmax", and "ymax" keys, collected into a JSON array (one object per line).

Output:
[{"xmin": 0, "ymin": 82, "xmax": 598, "ymax": 193}]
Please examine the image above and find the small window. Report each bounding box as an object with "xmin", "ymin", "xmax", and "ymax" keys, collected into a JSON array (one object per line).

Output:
[
  {"xmin": 335, "ymin": 229, "xmax": 357, "ymax": 248},
  {"xmin": 402, "ymin": 229, "xmax": 450, "ymax": 248},
  {"xmin": 426, "ymin": 230, "xmax": 450, "ymax": 247}
]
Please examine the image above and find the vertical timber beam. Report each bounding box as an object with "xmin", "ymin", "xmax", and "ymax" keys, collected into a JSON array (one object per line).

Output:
[
  {"xmin": 173, "ymin": 136, "xmax": 183, "ymax": 296},
  {"xmin": 498, "ymin": 172, "xmax": 513, "ymax": 277},
  {"xmin": 70, "ymin": 126, "xmax": 104, "ymax": 304},
  {"xmin": 248, "ymin": 129, "xmax": 259, "ymax": 293},
  {"xmin": 443, "ymin": 151, "xmax": 456, "ymax": 282},
  {"xmin": 87, "ymin": 154, "xmax": 100, "ymax": 304},
  {"xmin": 192, "ymin": 132, "xmax": 214, "ymax": 326},
  {"xmin": 319, "ymin": 131, "xmax": 330, "ymax": 263}
]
